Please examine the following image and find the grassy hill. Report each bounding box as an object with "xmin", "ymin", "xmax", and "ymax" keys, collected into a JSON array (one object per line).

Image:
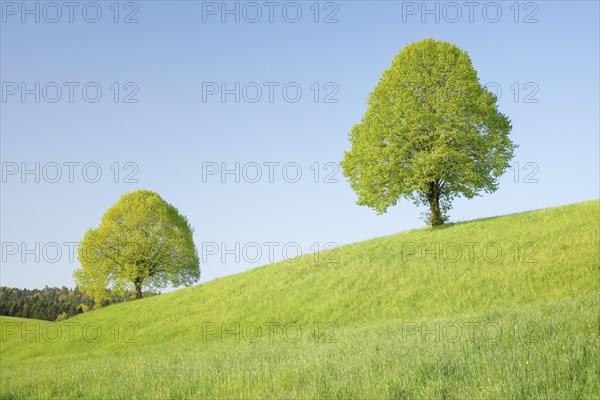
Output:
[{"xmin": 1, "ymin": 200, "xmax": 599, "ymax": 399}]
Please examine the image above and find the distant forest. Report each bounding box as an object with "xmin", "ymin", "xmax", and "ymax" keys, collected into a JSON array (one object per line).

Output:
[{"xmin": 0, "ymin": 286, "xmax": 159, "ymax": 321}]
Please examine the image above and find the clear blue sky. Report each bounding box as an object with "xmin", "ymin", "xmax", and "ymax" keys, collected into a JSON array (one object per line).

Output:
[{"xmin": 1, "ymin": 0, "xmax": 598, "ymax": 290}]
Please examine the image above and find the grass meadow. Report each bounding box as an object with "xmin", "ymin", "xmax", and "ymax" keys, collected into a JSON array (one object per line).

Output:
[{"xmin": 1, "ymin": 200, "xmax": 598, "ymax": 399}]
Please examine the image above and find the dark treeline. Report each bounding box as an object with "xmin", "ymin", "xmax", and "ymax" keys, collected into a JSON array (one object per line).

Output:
[{"xmin": 0, "ymin": 286, "xmax": 159, "ymax": 321}]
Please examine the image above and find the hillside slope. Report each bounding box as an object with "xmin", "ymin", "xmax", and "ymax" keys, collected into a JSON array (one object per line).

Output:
[{"xmin": 1, "ymin": 200, "xmax": 599, "ymax": 398}]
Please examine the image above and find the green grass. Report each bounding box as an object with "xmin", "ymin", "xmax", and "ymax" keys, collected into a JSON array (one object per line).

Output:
[{"xmin": 1, "ymin": 200, "xmax": 599, "ymax": 399}]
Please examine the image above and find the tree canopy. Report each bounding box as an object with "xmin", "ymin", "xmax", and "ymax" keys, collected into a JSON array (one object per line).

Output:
[
  {"xmin": 341, "ymin": 39, "xmax": 516, "ymax": 226},
  {"xmin": 74, "ymin": 190, "xmax": 200, "ymax": 303}
]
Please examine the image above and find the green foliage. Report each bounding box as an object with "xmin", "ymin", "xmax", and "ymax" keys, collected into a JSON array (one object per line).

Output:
[
  {"xmin": 54, "ymin": 312, "xmax": 68, "ymax": 322},
  {"xmin": 0, "ymin": 286, "xmax": 92, "ymax": 321},
  {"xmin": 341, "ymin": 39, "xmax": 516, "ymax": 226},
  {"xmin": 74, "ymin": 189, "xmax": 200, "ymax": 303},
  {"xmin": 1, "ymin": 200, "xmax": 598, "ymax": 398},
  {"xmin": 0, "ymin": 286, "xmax": 160, "ymax": 321}
]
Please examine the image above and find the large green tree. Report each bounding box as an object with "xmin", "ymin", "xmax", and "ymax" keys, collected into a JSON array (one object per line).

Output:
[
  {"xmin": 341, "ymin": 39, "xmax": 516, "ymax": 226},
  {"xmin": 74, "ymin": 190, "xmax": 200, "ymax": 303}
]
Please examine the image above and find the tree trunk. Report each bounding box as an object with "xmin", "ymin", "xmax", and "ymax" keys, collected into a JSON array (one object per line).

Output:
[
  {"xmin": 428, "ymin": 182, "xmax": 443, "ymax": 227},
  {"xmin": 134, "ymin": 280, "xmax": 143, "ymax": 299}
]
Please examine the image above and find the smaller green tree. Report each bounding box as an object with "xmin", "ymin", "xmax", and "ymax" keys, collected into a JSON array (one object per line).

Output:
[{"xmin": 74, "ymin": 190, "xmax": 200, "ymax": 304}]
